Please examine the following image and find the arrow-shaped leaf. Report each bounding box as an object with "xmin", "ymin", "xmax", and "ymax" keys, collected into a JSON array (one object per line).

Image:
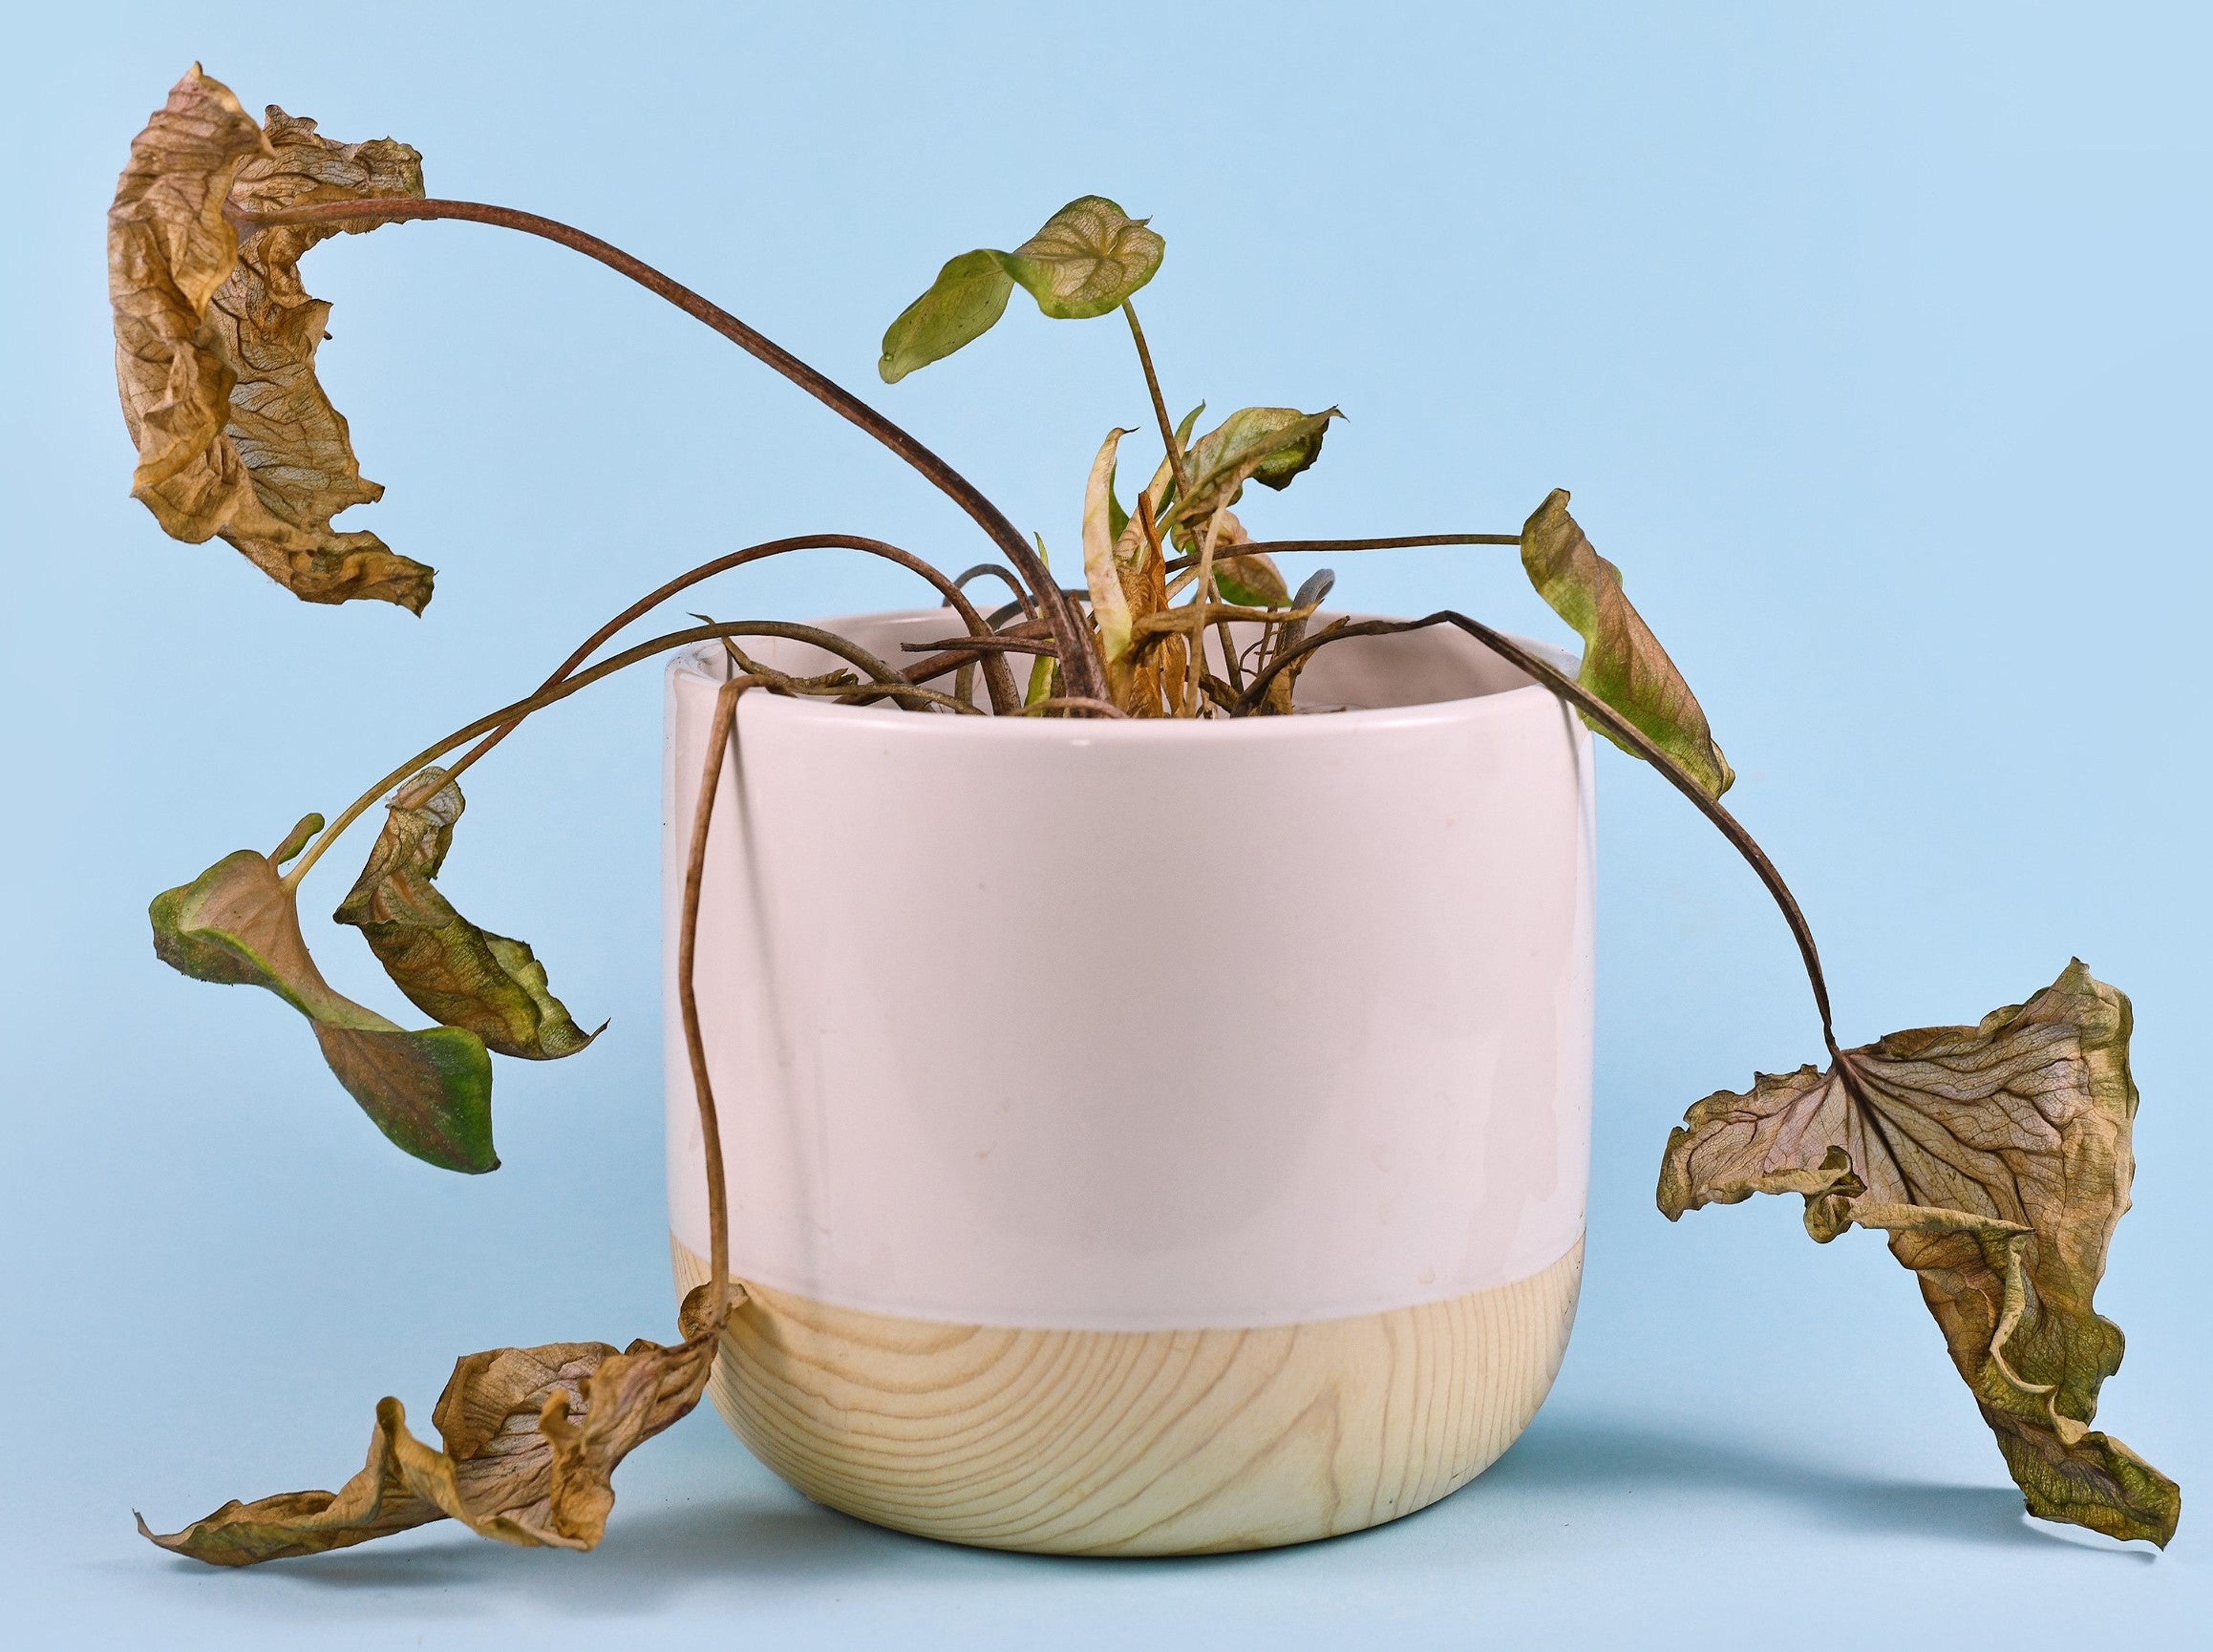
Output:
[
  {"xmin": 878, "ymin": 196, "xmax": 1164, "ymax": 382},
  {"xmin": 1659, "ymin": 960, "xmax": 2179, "ymax": 1547},
  {"xmin": 109, "ymin": 67, "xmax": 430, "ymax": 609},
  {"xmin": 150, "ymin": 823, "xmax": 496, "ymax": 1172},
  {"xmin": 334, "ymin": 769, "xmax": 598, "ymax": 1060},
  {"xmin": 1520, "ymin": 489, "xmax": 1734, "ymax": 799},
  {"xmin": 139, "ymin": 1282, "xmax": 730, "ymax": 1563}
]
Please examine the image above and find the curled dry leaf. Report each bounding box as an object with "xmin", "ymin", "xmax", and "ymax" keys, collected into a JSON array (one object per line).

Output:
[
  {"xmin": 1659, "ymin": 961, "xmax": 2180, "ymax": 1546},
  {"xmin": 138, "ymin": 1283, "xmax": 736, "ymax": 1564},
  {"xmin": 334, "ymin": 769, "xmax": 598, "ymax": 1060},
  {"xmin": 1519, "ymin": 489, "xmax": 1733, "ymax": 798},
  {"xmin": 1082, "ymin": 429, "xmax": 1138, "ymax": 669},
  {"xmin": 1164, "ymin": 406, "xmax": 1339, "ymax": 539},
  {"xmin": 149, "ymin": 820, "xmax": 496, "ymax": 1172},
  {"xmin": 109, "ymin": 67, "xmax": 430, "ymax": 610},
  {"xmin": 878, "ymin": 196, "xmax": 1165, "ymax": 382}
]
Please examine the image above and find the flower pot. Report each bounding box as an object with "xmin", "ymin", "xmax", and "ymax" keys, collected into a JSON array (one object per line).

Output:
[{"xmin": 663, "ymin": 609, "xmax": 1593, "ymax": 1555}]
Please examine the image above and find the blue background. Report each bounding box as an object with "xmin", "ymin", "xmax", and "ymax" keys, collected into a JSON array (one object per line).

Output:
[{"xmin": 3, "ymin": 2, "xmax": 2206, "ymax": 1645}]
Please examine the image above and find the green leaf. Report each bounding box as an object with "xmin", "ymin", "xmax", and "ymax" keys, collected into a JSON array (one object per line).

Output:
[
  {"xmin": 1519, "ymin": 489, "xmax": 1734, "ymax": 799},
  {"xmin": 150, "ymin": 833, "xmax": 496, "ymax": 1173},
  {"xmin": 1659, "ymin": 961, "xmax": 2180, "ymax": 1547},
  {"xmin": 877, "ymin": 249, "xmax": 1014, "ymax": 384},
  {"xmin": 1165, "ymin": 406, "xmax": 1340, "ymax": 536},
  {"xmin": 1212, "ymin": 550, "xmax": 1289, "ymax": 607},
  {"xmin": 334, "ymin": 770, "xmax": 598, "ymax": 1060},
  {"xmin": 877, "ymin": 196, "xmax": 1163, "ymax": 382}
]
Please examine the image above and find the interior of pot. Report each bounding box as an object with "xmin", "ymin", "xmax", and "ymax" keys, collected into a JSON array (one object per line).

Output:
[{"xmin": 687, "ymin": 610, "xmax": 1569, "ymax": 712}]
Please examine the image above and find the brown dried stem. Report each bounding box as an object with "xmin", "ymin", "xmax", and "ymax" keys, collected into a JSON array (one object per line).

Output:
[
  {"xmin": 284, "ymin": 621, "xmax": 950, "ymax": 890},
  {"xmin": 1240, "ymin": 612, "xmax": 1841, "ymax": 1056},
  {"xmin": 1164, "ymin": 533, "xmax": 1519, "ymax": 574},
  {"xmin": 224, "ymin": 196, "xmax": 1104, "ymax": 701},
  {"xmin": 678, "ymin": 676, "xmax": 749, "ymax": 1322}
]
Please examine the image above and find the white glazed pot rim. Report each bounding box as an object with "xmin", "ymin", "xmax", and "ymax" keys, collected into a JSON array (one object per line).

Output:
[{"xmin": 670, "ymin": 608, "xmax": 1578, "ymax": 741}]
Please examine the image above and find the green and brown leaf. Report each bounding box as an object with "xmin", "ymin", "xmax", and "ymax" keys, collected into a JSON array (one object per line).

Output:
[
  {"xmin": 109, "ymin": 67, "xmax": 429, "ymax": 609},
  {"xmin": 139, "ymin": 1281, "xmax": 737, "ymax": 1564},
  {"xmin": 1520, "ymin": 489, "xmax": 1733, "ymax": 799},
  {"xmin": 1163, "ymin": 406, "xmax": 1339, "ymax": 540},
  {"xmin": 334, "ymin": 769, "xmax": 598, "ymax": 1060},
  {"xmin": 878, "ymin": 196, "xmax": 1164, "ymax": 381},
  {"xmin": 1658, "ymin": 961, "xmax": 2180, "ymax": 1546},
  {"xmin": 150, "ymin": 821, "xmax": 496, "ymax": 1172}
]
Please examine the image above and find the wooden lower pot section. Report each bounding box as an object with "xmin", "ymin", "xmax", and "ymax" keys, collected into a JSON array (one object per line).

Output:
[{"xmin": 670, "ymin": 1238, "xmax": 1583, "ymax": 1556}]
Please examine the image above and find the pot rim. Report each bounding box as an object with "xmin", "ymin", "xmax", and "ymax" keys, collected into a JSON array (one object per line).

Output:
[{"xmin": 667, "ymin": 607, "xmax": 1577, "ymax": 744}]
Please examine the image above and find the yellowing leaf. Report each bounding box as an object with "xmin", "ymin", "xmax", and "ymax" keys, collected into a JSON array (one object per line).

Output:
[
  {"xmin": 1520, "ymin": 489, "xmax": 1733, "ymax": 799},
  {"xmin": 1164, "ymin": 406, "xmax": 1339, "ymax": 538},
  {"xmin": 1083, "ymin": 429, "xmax": 1137, "ymax": 668},
  {"xmin": 139, "ymin": 1283, "xmax": 733, "ymax": 1564},
  {"xmin": 1213, "ymin": 549, "xmax": 1289, "ymax": 607},
  {"xmin": 150, "ymin": 827, "xmax": 496, "ymax": 1172},
  {"xmin": 875, "ymin": 249, "xmax": 1014, "ymax": 384},
  {"xmin": 878, "ymin": 196, "xmax": 1163, "ymax": 382},
  {"xmin": 1659, "ymin": 961, "xmax": 2180, "ymax": 1547},
  {"xmin": 1000, "ymin": 196, "xmax": 1165, "ymax": 319},
  {"xmin": 109, "ymin": 69, "xmax": 430, "ymax": 610},
  {"xmin": 334, "ymin": 770, "xmax": 598, "ymax": 1061}
]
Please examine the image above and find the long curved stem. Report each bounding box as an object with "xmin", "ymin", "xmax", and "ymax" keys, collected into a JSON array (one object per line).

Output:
[
  {"xmin": 1163, "ymin": 533, "xmax": 1520, "ymax": 574},
  {"xmin": 282, "ymin": 619, "xmax": 942, "ymax": 890},
  {"xmin": 1240, "ymin": 611, "xmax": 1841, "ymax": 1056},
  {"xmin": 226, "ymin": 196, "xmax": 1104, "ymax": 702},
  {"xmin": 447, "ymin": 533, "xmax": 1018, "ymax": 785}
]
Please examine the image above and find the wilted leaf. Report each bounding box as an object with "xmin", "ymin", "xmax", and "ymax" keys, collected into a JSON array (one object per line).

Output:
[
  {"xmin": 1658, "ymin": 961, "xmax": 2180, "ymax": 1547},
  {"xmin": 1519, "ymin": 489, "xmax": 1733, "ymax": 798},
  {"xmin": 1213, "ymin": 547, "xmax": 1289, "ymax": 607},
  {"xmin": 109, "ymin": 68, "xmax": 430, "ymax": 609},
  {"xmin": 878, "ymin": 196, "xmax": 1163, "ymax": 382},
  {"xmin": 1164, "ymin": 406, "xmax": 1339, "ymax": 538},
  {"xmin": 150, "ymin": 825, "xmax": 496, "ymax": 1171},
  {"xmin": 334, "ymin": 769, "xmax": 597, "ymax": 1061},
  {"xmin": 1083, "ymin": 429, "xmax": 1137, "ymax": 669},
  {"xmin": 139, "ymin": 1283, "xmax": 734, "ymax": 1564}
]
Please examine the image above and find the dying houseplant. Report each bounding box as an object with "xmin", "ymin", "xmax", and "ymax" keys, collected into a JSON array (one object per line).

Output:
[{"xmin": 113, "ymin": 67, "xmax": 2178, "ymax": 1560}]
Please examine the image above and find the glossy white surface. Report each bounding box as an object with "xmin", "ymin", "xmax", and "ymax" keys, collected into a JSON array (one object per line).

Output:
[{"xmin": 664, "ymin": 612, "xmax": 1594, "ymax": 1330}]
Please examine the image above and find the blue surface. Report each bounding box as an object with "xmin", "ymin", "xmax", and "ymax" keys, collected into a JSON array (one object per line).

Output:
[{"xmin": 2, "ymin": 2, "xmax": 2206, "ymax": 1645}]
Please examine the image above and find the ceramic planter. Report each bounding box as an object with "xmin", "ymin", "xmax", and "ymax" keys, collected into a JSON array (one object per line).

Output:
[{"xmin": 663, "ymin": 609, "xmax": 1594, "ymax": 1555}]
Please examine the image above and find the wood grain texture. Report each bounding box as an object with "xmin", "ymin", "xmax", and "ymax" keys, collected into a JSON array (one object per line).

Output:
[{"xmin": 671, "ymin": 1238, "xmax": 1583, "ymax": 1555}]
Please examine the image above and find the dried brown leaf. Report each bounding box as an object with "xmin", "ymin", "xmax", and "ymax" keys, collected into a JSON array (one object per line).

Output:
[
  {"xmin": 138, "ymin": 1285, "xmax": 734, "ymax": 1565},
  {"xmin": 333, "ymin": 769, "xmax": 597, "ymax": 1060},
  {"xmin": 109, "ymin": 69, "xmax": 429, "ymax": 609},
  {"xmin": 1659, "ymin": 960, "xmax": 2180, "ymax": 1545}
]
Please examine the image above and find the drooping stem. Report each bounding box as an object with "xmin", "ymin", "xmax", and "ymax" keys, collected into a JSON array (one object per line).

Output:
[
  {"xmin": 282, "ymin": 619, "xmax": 944, "ymax": 890},
  {"xmin": 1121, "ymin": 300, "xmax": 1191, "ymax": 500},
  {"xmin": 224, "ymin": 196, "xmax": 1104, "ymax": 702},
  {"xmin": 444, "ymin": 533, "xmax": 1018, "ymax": 788},
  {"xmin": 1240, "ymin": 611, "xmax": 1841, "ymax": 1056},
  {"xmin": 1164, "ymin": 533, "xmax": 1520, "ymax": 574},
  {"xmin": 678, "ymin": 675, "xmax": 747, "ymax": 1325}
]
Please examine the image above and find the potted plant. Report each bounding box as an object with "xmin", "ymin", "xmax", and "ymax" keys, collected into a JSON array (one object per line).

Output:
[{"xmin": 114, "ymin": 67, "xmax": 2178, "ymax": 1564}]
